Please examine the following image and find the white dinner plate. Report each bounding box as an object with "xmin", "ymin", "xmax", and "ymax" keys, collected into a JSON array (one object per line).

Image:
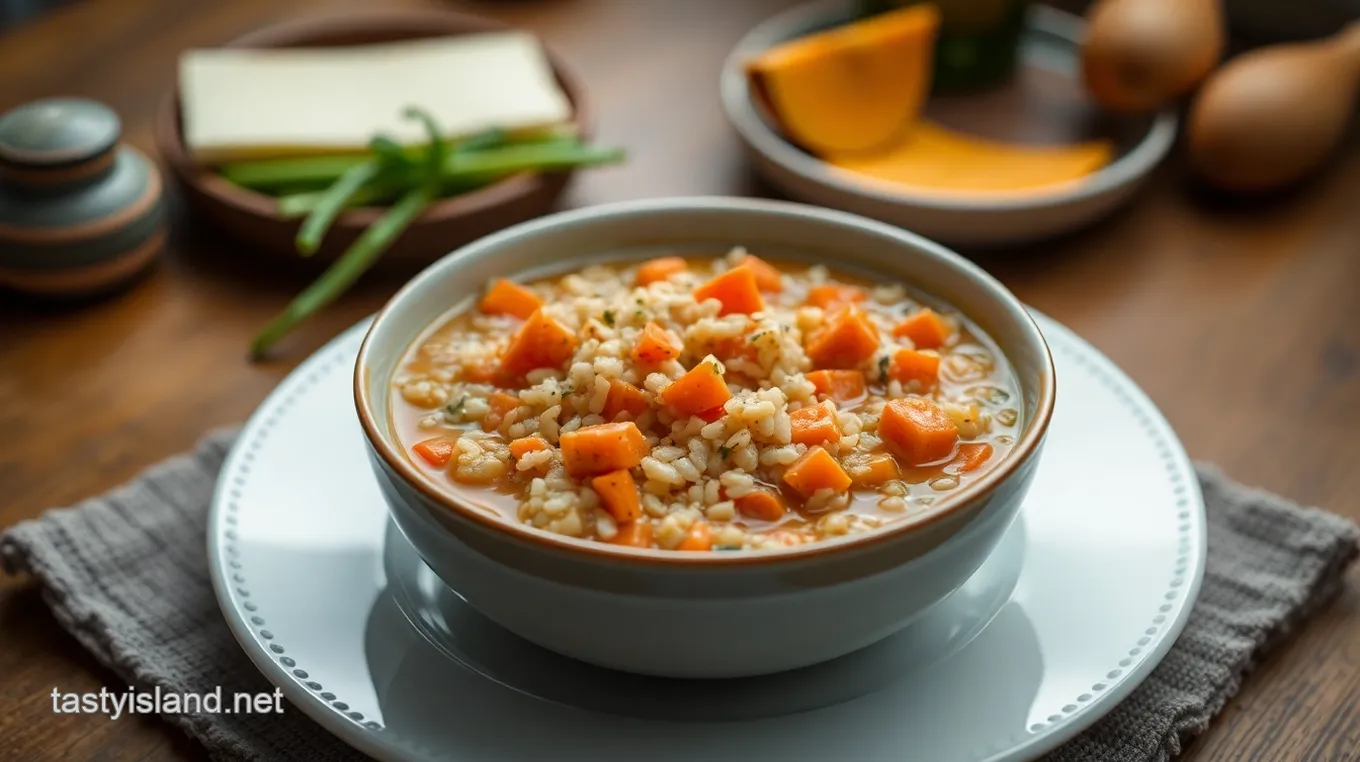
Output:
[{"xmin": 208, "ymin": 313, "xmax": 1206, "ymax": 762}]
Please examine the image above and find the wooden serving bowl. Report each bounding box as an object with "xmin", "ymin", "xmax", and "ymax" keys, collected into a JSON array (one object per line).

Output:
[{"xmin": 155, "ymin": 10, "xmax": 591, "ymax": 269}]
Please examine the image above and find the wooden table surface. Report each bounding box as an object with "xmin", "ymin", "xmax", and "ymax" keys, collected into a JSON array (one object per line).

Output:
[{"xmin": 1, "ymin": 0, "xmax": 1357, "ymax": 759}]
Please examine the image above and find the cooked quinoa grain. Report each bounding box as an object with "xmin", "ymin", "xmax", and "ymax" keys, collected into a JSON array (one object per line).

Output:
[{"xmin": 393, "ymin": 250, "xmax": 1021, "ymax": 551}]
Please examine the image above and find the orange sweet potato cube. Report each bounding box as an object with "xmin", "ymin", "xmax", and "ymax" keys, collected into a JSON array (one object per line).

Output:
[
  {"xmin": 658, "ymin": 357, "xmax": 732, "ymax": 418},
  {"xmin": 806, "ymin": 307, "xmax": 880, "ymax": 369},
  {"xmin": 893, "ymin": 308, "xmax": 952, "ymax": 349},
  {"xmin": 693, "ymin": 265, "xmax": 765, "ymax": 316},
  {"xmin": 806, "ymin": 284, "xmax": 866, "ymax": 310},
  {"xmin": 783, "ymin": 446, "xmax": 853, "ymax": 498},
  {"xmin": 632, "ymin": 322, "xmax": 683, "ymax": 365},
  {"xmin": 635, "ymin": 257, "xmax": 687, "ymax": 286},
  {"xmin": 592, "ymin": 469, "xmax": 642, "ymax": 523},
  {"xmin": 852, "ymin": 452, "xmax": 901, "ymax": 486},
  {"xmin": 806, "ymin": 369, "xmax": 866, "ymax": 403},
  {"xmin": 735, "ymin": 489, "xmax": 787, "ymax": 521},
  {"xmin": 742, "ymin": 254, "xmax": 784, "ymax": 292},
  {"xmin": 559, "ymin": 422, "xmax": 649, "ymax": 477},
  {"xmin": 479, "ymin": 278, "xmax": 543, "ymax": 320},
  {"xmin": 789, "ymin": 403, "xmax": 841, "ymax": 446},
  {"xmin": 499, "ymin": 309, "xmax": 579, "ymax": 378},
  {"xmin": 602, "ymin": 378, "xmax": 649, "ymax": 420},
  {"xmin": 879, "ymin": 397, "xmax": 958, "ymax": 466},
  {"xmin": 890, "ymin": 348, "xmax": 940, "ymax": 389}
]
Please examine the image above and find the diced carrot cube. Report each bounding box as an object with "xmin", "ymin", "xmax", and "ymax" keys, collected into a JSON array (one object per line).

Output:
[
  {"xmin": 611, "ymin": 520, "xmax": 654, "ymax": 548},
  {"xmin": 478, "ymin": 278, "xmax": 543, "ymax": 320},
  {"xmin": 658, "ymin": 356, "xmax": 732, "ymax": 418},
  {"xmin": 742, "ymin": 254, "xmax": 784, "ymax": 292},
  {"xmin": 851, "ymin": 452, "xmax": 900, "ymax": 486},
  {"xmin": 735, "ymin": 489, "xmax": 787, "ymax": 521},
  {"xmin": 677, "ymin": 521, "xmax": 714, "ymax": 551},
  {"xmin": 948, "ymin": 442, "xmax": 994, "ymax": 474},
  {"xmin": 806, "ymin": 307, "xmax": 880, "ymax": 369},
  {"xmin": 693, "ymin": 265, "xmax": 765, "ymax": 316},
  {"xmin": 789, "ymin": 403, "xmax": 841, "ymax": 446},
  {"xmin": 806, "ymin": 284, "xmax": 866, "ymax": 310},
  {"xmin": 806, "ymin": 369, "xmax": 866, "ymax": 403},
  {"xmin": 559, "ymin": 421, "xmax": 649, "ymax": 477},
  {"xmin": 481, "ymin": 391, "xmax": 521, "ymax": 432},
  {"xmin": 879, "ymin": 398, "xmax": 959, "ymax": 466},
  {"xmin": 632, "ymin": 322, "xmax": 682, "ymax": 365},
  {"xmin": 893, "ymin": 308, "xmax": 952, "ymax": 349},
  {"xmin": 592, "ymin": 469, "xmax": 642, "ymax": 523},
  {"xmin": 635, "ymin": 256, "xmax": 687, "ymax": 286},
  {"xmin": 509, "ymin": 435, "xmax": 551, "ymax": 460},
  {"xmin": 783, "ymin": 446, "xmax": 853, "ymax": 498},
  {"xmin": 412, "ymin": 437, "xmax": 457, "ymax": 468},
  {"xmin": 499, "ymin": 309, "xmax": 579, "ymax": 379},
  {"xmin": 602, "ymin": 378, "xmax": 649, "ymax": 420},
  {"xmin": 890, "ymin": 348, "xmax": 940, "ymax": 389}
]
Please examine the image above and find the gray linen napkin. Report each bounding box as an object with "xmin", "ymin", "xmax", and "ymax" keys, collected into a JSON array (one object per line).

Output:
[{"xmin": 1, "ymin": 430, "xmax": 1356, "ymax": 762}]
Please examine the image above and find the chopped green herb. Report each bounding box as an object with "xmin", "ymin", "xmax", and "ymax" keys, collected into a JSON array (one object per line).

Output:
[
  {"xmin": 714, "ymin": 544, "xmax": 743, "ymax": 551},
  {"xmin": 603, "ymin": 310, "xmax": 615, "ymax": 327},
  {"xmin": 634, "ymin": 309, "xmax": 646, "ymax": 320},
  {"xmin": 878, "ymin": 354, "xmax": 891, "ymax": 382},
  {"xmin": 445, "ymin": 397, "xmax": 466, "ymax": 417},
  {"xmin": 718, "ymin": 445, "xmax": 732, "ymax": 459}
]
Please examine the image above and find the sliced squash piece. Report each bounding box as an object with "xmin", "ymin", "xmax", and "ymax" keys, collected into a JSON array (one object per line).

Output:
[
  {"xmin": 745, "ymin": 4, "xmax": 941, "ymax": 154},
  {"xmin": 826, "ymin": 121, "xmax": 1115, "ymax": 195}
]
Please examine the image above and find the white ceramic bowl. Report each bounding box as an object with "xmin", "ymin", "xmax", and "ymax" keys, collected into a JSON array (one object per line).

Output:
[
  {"xmin": 355, "ymin": 197, "xmax": 1055, "ymax": 678},
  {"xmin": 720, "ymin": 1, "xmax": 1179, "ymax": 247}
]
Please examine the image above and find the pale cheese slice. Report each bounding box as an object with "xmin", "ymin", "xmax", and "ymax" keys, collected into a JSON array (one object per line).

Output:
[{"xmin": 179, "ymin": 31, "xmax": 573, "ymax": 164}]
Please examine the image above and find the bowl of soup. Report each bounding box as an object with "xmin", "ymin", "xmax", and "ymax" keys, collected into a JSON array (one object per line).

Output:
[{"xmin": 355, "ymin": 197, "xmax": 1055, "ymax": 678}]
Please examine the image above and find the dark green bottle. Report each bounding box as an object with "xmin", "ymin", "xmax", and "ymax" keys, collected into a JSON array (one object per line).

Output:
[{"xmin": 861, "ymin": 0, "xmax": 1031, "ymax": 93}]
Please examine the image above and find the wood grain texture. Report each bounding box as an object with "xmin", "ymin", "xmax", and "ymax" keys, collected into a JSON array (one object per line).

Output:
[{"xmin": 1, "ymin": 0, "xmax": 1357, "ymax": 760}]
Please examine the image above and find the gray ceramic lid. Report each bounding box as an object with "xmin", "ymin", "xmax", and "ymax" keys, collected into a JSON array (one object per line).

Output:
[{"xmin": 0, "ymin": 97, "xmax": 121, "ymax": 167}]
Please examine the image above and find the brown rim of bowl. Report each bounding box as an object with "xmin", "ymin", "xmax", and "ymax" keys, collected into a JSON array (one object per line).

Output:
[
  {"xmin": 354, "ymin": 198, "xmax": 1057, "ymax": 568},
  {"xmin": 154, "ymin": 8, "xmax": 591, "ymax": 229}
]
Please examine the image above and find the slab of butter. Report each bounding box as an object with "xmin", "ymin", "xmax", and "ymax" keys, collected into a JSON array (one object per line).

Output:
[{"xmin": 180, "ymin": 31, "xmax": 573, "ymax": 164}]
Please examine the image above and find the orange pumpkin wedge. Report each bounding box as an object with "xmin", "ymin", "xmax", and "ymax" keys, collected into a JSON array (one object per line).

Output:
[
  {"xmin": 826, "ymin": 121, "xmax": 1115, "ymax": 196},
  {"xmin": 745, "ymin": 4, "xmax": 940, "ymax": 154}
]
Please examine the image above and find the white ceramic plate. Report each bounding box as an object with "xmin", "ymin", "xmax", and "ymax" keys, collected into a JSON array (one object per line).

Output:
[
  {"xmin": 720, "ymin": 2, "xmax": 1179, "ymax": 247},
  {"xmin": 208, "ymin": 313, "xmax": 1206, "ymax": 762}
]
